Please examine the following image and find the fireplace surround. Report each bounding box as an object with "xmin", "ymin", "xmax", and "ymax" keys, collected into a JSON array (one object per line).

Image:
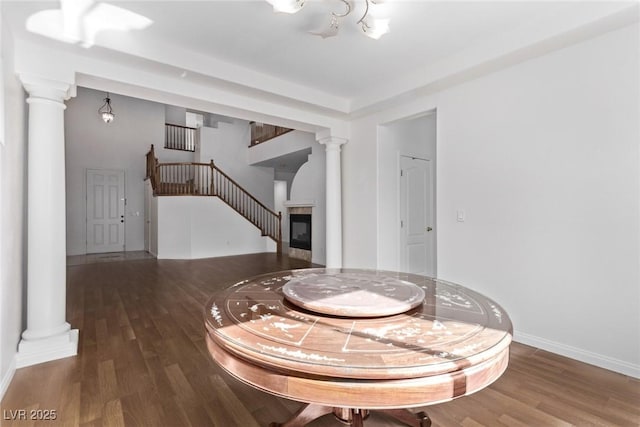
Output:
[
  {"xmin": 289, "ymin": 214, "xmax": 311, "ymax": 251},
  {"xmin": 286, "ymin": 205, "xmax": 313, "ymax": 262}
]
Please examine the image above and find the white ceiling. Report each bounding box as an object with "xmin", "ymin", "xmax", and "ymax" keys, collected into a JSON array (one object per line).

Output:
[
  {"xmin": 120, "ymin": 0, "xmax": 630, "ymax": 97},
  {"xmin": 2, "ymin": 0, "xmax": 637, "ymax": 114}
]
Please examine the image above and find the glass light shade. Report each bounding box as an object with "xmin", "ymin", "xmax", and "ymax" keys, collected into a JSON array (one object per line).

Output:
[
  {"xmin": 362, "ymin": 18, "xmax": 389, "ymax": 40},
  {"xmin": 101, "ymin": 111, "xmax": 114, "ymax": 123}
]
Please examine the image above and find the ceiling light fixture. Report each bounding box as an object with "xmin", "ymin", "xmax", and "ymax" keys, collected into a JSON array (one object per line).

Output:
[
  {"xmin": 98, "ymin": 93, "xmax": 115, "ymax": 123},
  {"xmin": 266, "ymin": 0, "xmax": 390, "ymax": 39},
  {"xmin": 266, "ymin": 0, "xmax": 305, "ymax": 14},
  {"xmin": 357, "ymin": 0, "xmax": 389, "ymax": 40}
]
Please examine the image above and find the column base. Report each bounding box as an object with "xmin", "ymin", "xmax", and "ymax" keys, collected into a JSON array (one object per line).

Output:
[{"xmin": 15, "ymin": 329, "xmax": 79, "ymax": 368}]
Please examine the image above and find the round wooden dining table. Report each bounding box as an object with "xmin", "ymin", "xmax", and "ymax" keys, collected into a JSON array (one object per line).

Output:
[{"xmin": 204, "ymin": 268, "xmax": 512, "ymax": 427}]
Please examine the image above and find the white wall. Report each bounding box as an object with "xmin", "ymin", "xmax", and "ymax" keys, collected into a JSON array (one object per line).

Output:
[
  {"xmin": 248, "ymin": 129, "xmax": 316, "ymax": 201},
  {"xmin": 289, "ymin": 143, "xmax": 326, "ymax": 265},
  {"xmin": 165, "ymin": 105, "xmax": 186, "ymax": 126},
  {"xmin": 247, "ymin": 130, "xmax": 315, "ymax": 165},
  {"xmin": 66, "ymin": 91, "xmax": 278, "ymax": 258},
  {"xmin": 248, "ymin": 129, "xmax": 319, "ymax": 245},
  {"xmin": 65, "ymin": 87, "xmax": 195, "ymax": 256},
  {"xmin": 274, "ymin": 181, "xmax": 288, "ymax": 243},
  {"xmin": 144, "ymin": 180, "xmax": 158, "ymax": 257},
  {"xmin": 274, "ymin": 170, "xmax": 296, "ymax": 199},
  {"xmin": 344, "ymin": 24, "xmax": 640, "ymax": 377},
  {"xmin": 197, "ymin": 120, "xmax": 274, "ymax": 208},
  {"xmin": 377, "ymin": 114, "xmax": 437, "ymax": 271},
  {"xmin": 343, "ymin": 117, "xmax": 378, "ymax": 269},
  {"xmin": 156, "ymin": 196, "xmax": 270, "ymax": 259},
  {"xmin": 65, "ymin": 88, "xmax": 163, "ymax": 255},
  {"xmin": 0, "ymin": 17, "xmax": 27, "ymax": 398}
]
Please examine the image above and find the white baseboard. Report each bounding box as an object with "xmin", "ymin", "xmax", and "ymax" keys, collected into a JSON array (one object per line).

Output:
[
  {"xmin": 0, "ymin": 356, "xmax": 17, "ymax": 401},
  {"xmin": 514, "ymin": 330, "xmax": 640, "ymax": 379}
]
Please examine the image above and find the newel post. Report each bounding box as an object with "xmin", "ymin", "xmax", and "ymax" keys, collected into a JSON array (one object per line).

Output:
[{"xmin": 277, "ymin": 211, "xmax": 283, "ymax": 254}]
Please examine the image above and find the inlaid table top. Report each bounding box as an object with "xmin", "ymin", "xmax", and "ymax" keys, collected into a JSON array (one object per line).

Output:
[{"xmin": 205, "ymin": 268, "xmax": 512, "ymax": 388}]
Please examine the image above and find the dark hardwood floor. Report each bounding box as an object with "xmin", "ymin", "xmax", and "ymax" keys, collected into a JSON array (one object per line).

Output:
[{"xmin": 1, "ymin": 253, "xmax": 638, "ymax": 426}]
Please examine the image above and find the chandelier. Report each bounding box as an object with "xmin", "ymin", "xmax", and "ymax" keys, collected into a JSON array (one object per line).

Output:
[
  {"xmin": 98, "ymin": 93, "xmax": 115, "ymax": 123},
  {"xmin": 265, "ymin": 0, "xmax": 390, "ymax": 40}
]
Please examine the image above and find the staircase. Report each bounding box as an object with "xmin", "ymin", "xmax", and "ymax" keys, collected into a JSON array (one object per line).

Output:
[{"xmin": 146, "ymin": 145, "xmax": 282, "ymax": 253}]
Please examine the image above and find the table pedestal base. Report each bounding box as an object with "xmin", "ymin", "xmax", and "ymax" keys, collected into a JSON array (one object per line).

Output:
[{"xmin": 269, "ymin": 404, "xmax": 431, "ymax": 427}]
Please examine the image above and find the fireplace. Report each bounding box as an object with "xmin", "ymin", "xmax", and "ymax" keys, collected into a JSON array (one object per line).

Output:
[{"xmin": 289, "ymin": 214, "xmax": 311, "ymax": 251}]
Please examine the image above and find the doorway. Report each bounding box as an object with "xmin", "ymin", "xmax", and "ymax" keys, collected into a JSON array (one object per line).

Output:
[
  {"xmin": 377, "ymin": 111, "xmax": 437, "ymax": 276},
  {"xmin": 86, "ymin": 169, "xmax": 126, "ymax": 253}
]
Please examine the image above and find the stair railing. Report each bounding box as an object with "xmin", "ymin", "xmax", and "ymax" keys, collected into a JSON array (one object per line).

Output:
[
  {"xmin": 145, "ymin": 146, "xmax": 282, "ymax": 252},
  {"xmin": 165, "ymin": 123, "xmax": 197, "ymax": 152},
  {"xmin": 210, "ymin": 161, "xmax": 282, "ymax": 252},
  {"xmin": 249, "ymin": 122, "xmax": 293, "ymax": 146}
]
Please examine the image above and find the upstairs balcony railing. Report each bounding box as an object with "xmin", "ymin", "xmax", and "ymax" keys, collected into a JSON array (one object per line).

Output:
[
  {"xmin": 250, "ymin": 122, "xmax": 293, "ymax": 146},
  {"xmin": 165, "ymin": 123, "xmax": 197, "ymax": 152},
  {"xmin": 145, "ymin": 145, "xmax": 282, "ymax": 252}
]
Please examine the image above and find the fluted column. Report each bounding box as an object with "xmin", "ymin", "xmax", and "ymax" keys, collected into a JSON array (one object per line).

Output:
[
  {"xmin": 16, "ymin": 75, "xmax": 78, "ymax": 368},
  {"xmin": 318, "ymin": 136, "xmax": 347, "ymax": 268}
]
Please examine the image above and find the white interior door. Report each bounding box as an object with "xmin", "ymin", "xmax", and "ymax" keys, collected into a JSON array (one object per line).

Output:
[
  {"xmin": 86, "ymin": 169, "xmax": 125, "ymax": 253},
  {"xmin": 400, "ymin": 156, "xmax": 435, "ymax": 276}
]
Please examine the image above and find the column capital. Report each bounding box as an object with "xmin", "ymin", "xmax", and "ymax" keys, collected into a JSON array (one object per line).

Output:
[
  {"xmin": 19, "ymin": 74, "xmax": 76, "ymax": 104},
  {"xmin": 317, "ymin": 136, "xmax": 348, "ymax": 151}
]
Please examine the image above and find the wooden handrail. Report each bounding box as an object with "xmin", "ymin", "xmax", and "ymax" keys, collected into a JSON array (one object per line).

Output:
[
  {"xmin": 145, "ymin": 145, "xmax": 282, "ymax": 252},
  {"xmin": 156, "ymin": 162, "xmax": 210, "ymax": 166},
  {"xmin": 212, "ymin": 163, "xmax": 280, "ymax": 218},
  {"xmin": 166, "ymin": 123, "xmax": 197, "ymax": 130}
]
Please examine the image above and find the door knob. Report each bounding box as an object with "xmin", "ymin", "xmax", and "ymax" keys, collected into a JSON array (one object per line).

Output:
[{"xmin": 426, "ymin": 227, "xmax": 433, "ymax": 232}]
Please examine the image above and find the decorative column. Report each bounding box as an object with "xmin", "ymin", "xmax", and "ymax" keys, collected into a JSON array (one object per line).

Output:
[
  {"xmin": 318, "ymin": 136, "xmax": 347, "ymax": 269},
  {"xmin": 16, "ymin": 75, "xmax": 78, "ymax": 368}
]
